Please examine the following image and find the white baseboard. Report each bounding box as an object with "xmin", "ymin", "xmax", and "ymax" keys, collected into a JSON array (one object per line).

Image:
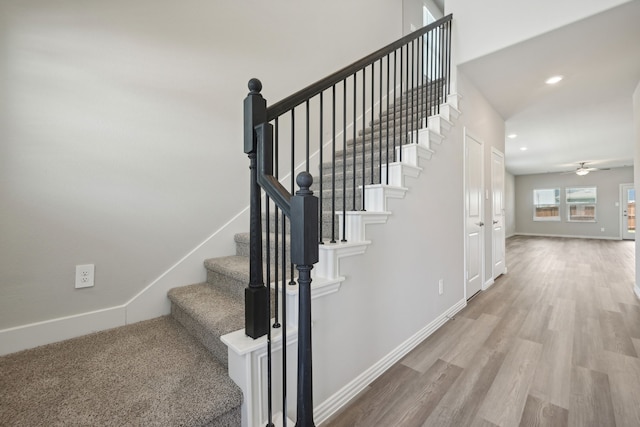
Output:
[
  {"xmin": 0, "ymin": 306, "xmax": 126, "ymax": 356},
  {"xmin": 635, "ymin": 284, "xmax": 640, "ymax": 301},
  {"xmin": 483, "ymin": 278, "xmax": 495, "ymax": 290},
  {"xmin": 314, "ymin": 297, "xmax": 467, "ymax": 424},
  {"xmin": 514, "ymin": 232, "xmax": 621, "ymax": 241},
  {"xmin": 0, "ymin": 207, "xmax": 249, "ymax": 356}
]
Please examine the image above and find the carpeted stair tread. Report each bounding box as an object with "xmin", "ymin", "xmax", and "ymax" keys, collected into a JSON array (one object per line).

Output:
[
  {"xmin": 0, "ymin": 316, "xmax": 242, "ymax": 427},
  {"xmin": 204, "ymin": 255, "xmax": 250, "ymax": 284}
]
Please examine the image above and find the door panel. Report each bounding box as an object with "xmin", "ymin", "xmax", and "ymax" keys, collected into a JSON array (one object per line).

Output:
[
  {"xmin": 621, "ymin": 184, "xmax": 635, "ymax": 240},
  {"xmin": 465, "ymin": 131, "xmax": 484, "ymax": 298},
  {"xmin": 491, "ymin": 149, "xmax": 505, "ymax": 278}
]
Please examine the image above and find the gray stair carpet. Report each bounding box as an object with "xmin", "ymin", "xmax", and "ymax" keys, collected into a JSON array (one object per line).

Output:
[{"xmin": 0, "ymin": 316, "xmax": 242, "ymax": 426}]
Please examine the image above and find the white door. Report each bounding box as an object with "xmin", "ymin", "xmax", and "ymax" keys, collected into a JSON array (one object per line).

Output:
[
  {"xmin": 491, "ymin": 149, "xmax": 506, "ymax": 278},
  {"xmin": 621, "ymin": 183, "xmax": 635, "ymax": 240},
  {"xmin": 465, "ymin": 130, "xmax": 484, "ymax": 299}
]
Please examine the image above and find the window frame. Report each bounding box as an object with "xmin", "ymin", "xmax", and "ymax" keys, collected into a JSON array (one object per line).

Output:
[
  {"xmin": 566, "ymin": 186, "xmax": 597, "ymax": 222},
  {"xmin": 533, "ymin": 188, "xmax": 561, "ymax": 222}
]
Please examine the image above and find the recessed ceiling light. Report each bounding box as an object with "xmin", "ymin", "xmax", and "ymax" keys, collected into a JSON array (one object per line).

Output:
[
  {"xmin": 507, "ymin": 133, "xmax": 518, "ymax": 139},
  {"xmin": 545, "ymin": 75, "xmax": 563, "ymax": 85},
  {"xmin": 520, "ymin": 147, "xmax": 528, "ymax": 151}
]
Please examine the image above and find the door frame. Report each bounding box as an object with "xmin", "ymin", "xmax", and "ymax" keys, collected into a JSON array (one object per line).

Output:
[
  {"xmin": 463, "ymin": 127, "xmax": 485, "ymax": 300},
  {"xmin": 620, "ymin": 183, "xmax": 635, "ymax": 240}
]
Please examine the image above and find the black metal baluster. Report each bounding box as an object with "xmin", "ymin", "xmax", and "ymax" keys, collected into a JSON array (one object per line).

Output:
[
  {"xmin": 306, "ymin": 100, "xmax": 310, "ymax": 172},
  {"xmin": 399, "ymin": 46, "xmax": 403, "ymax": 162},
  {"xmin": 331, "ymin": 84, "xmax": 336, "ymax": 243},
  {"xmin": 416, "ymin": 36, "xmax": 420, "ymax": 126},
  {"xmin": 446, "ymin": 21, "xmax": 452, "ymax": 98},
  {"xmin": 430, "ymin": 29, "xmax": 434, "ymax": 115},
  {"xmin": 405, "ymin": 43, "xmax": 409, "ymax": 150},
  {"xmin": 386, "ymin": 55, "xmax": 390, "ymax": 184},
  {"xmin": 265, "ymin": 194, "xmax": 274, "ymax": 427},
  {"xmin": 342, "ymin": 79, "xmax": 347, "ymax": 242},
  {"xmin": 436, "ymin": 26, "xmax": 441, "ymax": 112},
  {"xmin": 352, "ymin": 72, "xmax": 357, "ymax": 211},
  {"xmin": 318, "ymin": 93, "xmax": 324, "ymax": 244},
  {"xmin": 378, "ymin": 58, "xmax": 383, "ymax": 184},
  {"xmin": 290, "ymin": 110, "xmax": 297, "ymax": 284},
  {"xmin": 420, "ymin": 34, "xmax": 425, "ymax": 126},
  {"xmin": 273, "ymin": 118, "xmax": 280, "ymax": 329},
  {"xmin": 393, "ymin": 50, "xmax": 397, "ymax": 162},
  {"xmin": 410, "ymin": 39, "xmax": 415, "ymax": 145},
  {"xmin": 442, "ymin": 24, "xmax": 447, "ymax": 109},
  {"xmin": 370, "ymin": 63, "xmax": 374, "ymax": 185},
  {"xmin": 281, "ymin": 209, "xmax": 287, "ymax": 426},
  {"xmin": 361, "ymin": 67, "xmax": 366, "ymax": 211}
]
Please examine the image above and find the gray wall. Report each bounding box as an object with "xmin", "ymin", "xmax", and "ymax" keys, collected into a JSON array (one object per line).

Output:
[
  {"xmin": 0, "ymin": 0, "xmax": 406, "ymax": 330},
  {"xmin": 515, "ymin": 167, "xmax": 634, "ymax": 239}
]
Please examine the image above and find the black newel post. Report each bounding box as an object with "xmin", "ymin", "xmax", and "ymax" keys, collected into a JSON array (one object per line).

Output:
[
  {"xmin": 244, "ymin": 79, "xmax": 269, "ymax": 339},
  {"xmin": 290, "ymin": 172, "xmax": 319, "ymax": 427}
]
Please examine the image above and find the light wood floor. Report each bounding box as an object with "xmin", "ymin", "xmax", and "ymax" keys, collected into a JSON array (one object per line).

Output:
[{"xmin": 324, "ymin": 236, "xmax": 640, "ymax": 427}]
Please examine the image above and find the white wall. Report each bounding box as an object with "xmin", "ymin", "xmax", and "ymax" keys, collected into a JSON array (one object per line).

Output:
[
  {"xmin": 311, "ymin": 101, "xmax": 465, "ymax": 412},
  {"xmin": 457, "ymin": 71, "xmax": 505, "ymax": 282},
  {"xmin": 515, "ymin": 167, "xmax": 634, "ymax": 239},
  {"xmin": 0, "ymin": 0, "xmax": 405, "ymax": 333},
  {"xmin": 402, "ymin": 0, "xmax": 445, "ymax": 34},
  {"xmin": 446, "ymin": 0, "xmax": 631, "ymax": 65}
]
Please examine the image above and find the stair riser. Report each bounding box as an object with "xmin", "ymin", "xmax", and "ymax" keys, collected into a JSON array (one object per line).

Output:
[
  {"xmin": 236, "ymin": 236, "xmax": 293, "ymax": 267},
  {"xmin": 377, "ymin": 94, "xmax": 442, "ymax": 118},
  {"xmin": 359, "ymin": 118, "xmax": 426, "ymax": 137},
  {"xmin": 337, "ymin": 136, "xmax": 406, "ymax": 159},
  {"xmin": 262, "ymin": 212, "xmax": 338, "ymax": 235},
  {"xmin": 386, "ymin": 92, "xmax": 443, "ymax": 113},
  {"xmin": 322, "ymin": 167, "xmax": 383, "ymax": 184},
  {"xmin": 207, "ymin": 269, "xmax": 246, "ymax": 300},
  {"xmin": 171, "ymin": 303, "xmax": 230, "ymax": 366},
  {"xmin": 323, "ymin": 150, "xmax": 389, "ymax": 170}
]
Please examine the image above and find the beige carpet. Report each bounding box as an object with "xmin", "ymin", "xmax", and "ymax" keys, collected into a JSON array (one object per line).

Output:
[{"xmin": 0, "ymin": 316, "xmax": 242, "ymax": 426}]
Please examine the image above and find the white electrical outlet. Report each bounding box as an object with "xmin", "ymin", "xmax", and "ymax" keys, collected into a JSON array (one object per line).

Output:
[
  {"xmin": 75, "ymin": 264, "xmax": 95, "ymax": 289},
  {"xmin": 438, "ymin": 279, "xmax": 444, "ymax": 295}
]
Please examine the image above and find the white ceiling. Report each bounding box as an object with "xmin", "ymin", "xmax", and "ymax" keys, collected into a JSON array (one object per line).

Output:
[{"xmin": 459, "ymin": 1, "xmax": 640, "ymax": 175}]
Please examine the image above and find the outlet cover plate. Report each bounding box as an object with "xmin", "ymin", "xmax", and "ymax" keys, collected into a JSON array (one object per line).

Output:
[{"xmin": 75, "ymin": 264, "xmax": 95, "ymax": 288}]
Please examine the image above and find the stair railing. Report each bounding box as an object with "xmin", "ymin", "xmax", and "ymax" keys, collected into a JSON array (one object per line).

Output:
[{"xmin": 243, "ymin": 14, "xmax": 451, "ymax": 427}]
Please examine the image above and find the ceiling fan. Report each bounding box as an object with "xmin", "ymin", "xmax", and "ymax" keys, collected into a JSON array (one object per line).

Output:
[{"xmin": 566, "ymin": 162, "xmax": 610, "ymax": 176}]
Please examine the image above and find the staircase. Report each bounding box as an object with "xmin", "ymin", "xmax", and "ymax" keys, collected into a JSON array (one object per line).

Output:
[
  {"xmin": 163, "ymin": 84, "xmax": 459, "ymax": 427},
  {"xmin": 0, "ymin": 85, "xmax": 458, "ymax": 426},
  {"xmin": 1, "ymin": 17, "xmax": 456, "ymax": 427}
]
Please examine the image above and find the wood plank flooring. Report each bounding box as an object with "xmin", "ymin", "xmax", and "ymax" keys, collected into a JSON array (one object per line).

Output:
[{"xmin": 323, "ymin": 236, "xmax": 640, "ymax": 426}]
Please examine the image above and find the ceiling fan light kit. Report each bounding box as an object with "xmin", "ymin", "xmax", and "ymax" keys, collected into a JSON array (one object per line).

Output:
[{"xmin": 576, "ymin": 168, "xmax": 589, "ymax": 176}]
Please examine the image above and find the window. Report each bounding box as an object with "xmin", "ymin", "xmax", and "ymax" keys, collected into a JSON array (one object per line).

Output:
[
  {"xmin": 566, "ymin": 187, "xmax": 597, "ymax": 222},
  {"xmin": 533, "ymin": 188, "xmax": 560, "ymax": 221}
]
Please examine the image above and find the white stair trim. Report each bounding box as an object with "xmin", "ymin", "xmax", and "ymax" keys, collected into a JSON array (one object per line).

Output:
[
  {"xmin": 393, "ymin": 144, "xmax": 434, "ymax": 169},
  {"xmin": 337, "ymin": 211, "xmax": 391, "ymax": 243},
  {"xmin": 363, "ymin": 184, "xmax": 408, "ymax": 212},
  {"xmin": 316, "ymin": 240, "xmax": 372, "ymax": 279},
  {"xmin": 381, "ymin": 161, "xmax": 422, "ymax": 187},
  {"xmin": 426, "ymin": 115, "xmax": 453, "ymax": 134}
]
